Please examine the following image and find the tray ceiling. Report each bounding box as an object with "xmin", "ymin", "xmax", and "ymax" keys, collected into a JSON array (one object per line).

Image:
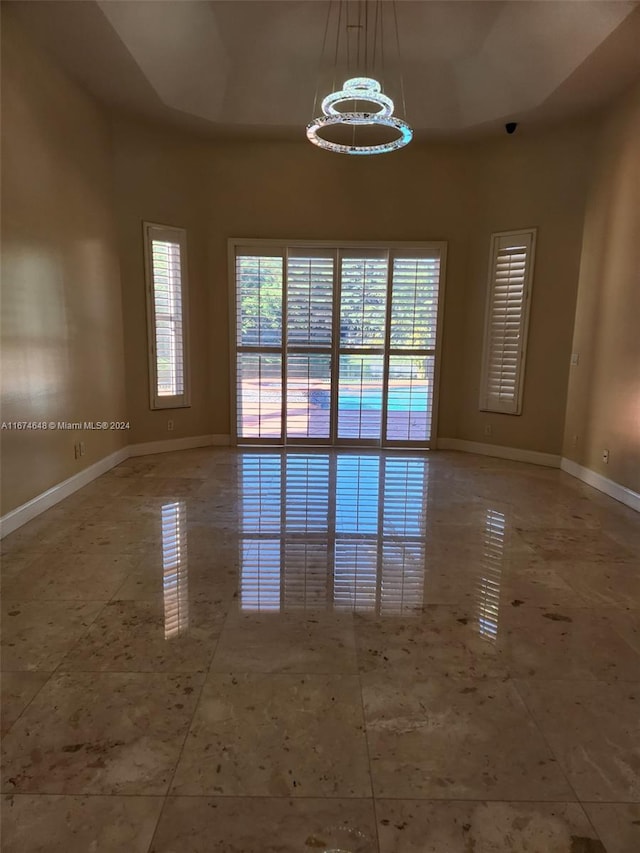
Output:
[{"xmin": 8, "ymin": 0, "xmax": 640, "ymax": 139}]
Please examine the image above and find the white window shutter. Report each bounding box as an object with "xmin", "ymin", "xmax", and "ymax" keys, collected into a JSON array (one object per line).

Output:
[
  {"xmin": 144, "ymin": 223, "xmax": 190, "ymax": 409},
  {"xmin": 234, "ymin": 251, "xmax": 284, "ymax": 439},
  {"xmin": 387, "ymin": 252, "xmax": 442, "ymax": 442},
  {"xmin": 480, "ymin": 229, "xmax": 536, "ymax": 415},
  {"xmin": 286, "ymin": 250, "xmax": 334, "ymax": 347}
]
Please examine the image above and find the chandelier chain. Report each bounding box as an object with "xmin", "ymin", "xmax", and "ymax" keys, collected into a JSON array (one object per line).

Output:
[
  {"xmin": 393, "ymin": 0, "xmax": 408, "ymax": 120},
  {"xmin": 364, "ymin": 0, "xmax": 369, "ymax": 76},
  {"xmin": 373, "ymin": 0, "xmax": 381, "ymax": 77},
  {"xmin": 346, "ymin": 1, "xmax": 351, "ymax": 81},
  {"xmin": 381, "ymin": 1, "xmax": 386, "ymax": 92},
  {"xmin": 312, "ymin": 0, "xmax": 334, "ymax": 121},
  {"xmin": 356, "ymin": 0, "xmax": 362, "ymax": 72},
  {"xmin": 332, "ymin": 0, "xmax": 343, "ymax": 93}
]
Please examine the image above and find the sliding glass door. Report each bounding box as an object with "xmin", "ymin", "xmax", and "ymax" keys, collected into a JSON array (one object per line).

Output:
[{"xmin": 233, "ymin": 241, "xmax": 445, "ymax": 447}]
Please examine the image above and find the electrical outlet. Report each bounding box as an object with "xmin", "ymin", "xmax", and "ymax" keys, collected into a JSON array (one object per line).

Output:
[
  {"xmin": 167, "ymin": 420, "xmax": 174, "ymax": 432},
  {"xmin": 484, "ymin": 424, "xmax": 492, "ymax": 437},
  {"xmin": 79, "ymin": 441, "xmax": 86, "ymax": 457},
  {"xmin": 571, "ymin": 434, "xmax": 579, "ymax": 448},
  {"xmin": 602, "ymin": 449, "xmax": 610, "ymax": 464},
  {"xmin": 570, "ymin": 352, "xmax": 580, "ymax": 366}
]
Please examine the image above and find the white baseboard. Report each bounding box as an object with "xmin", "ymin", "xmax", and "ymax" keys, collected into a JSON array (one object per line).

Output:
[
  {"xmin": 435, "ymin": 438, "xmax": 638, "ymax": 512},
  {"xmin": 128, "ymin": 434, "xmax": 230, "ymax": 457},
  {"xmin": 4, "ymin": 435, "xmax": 635, "ymax": 538},
  {"xmin": 436, "ymin": 437, "xmax": 561, "ymax": 468},
  {"xmin": 560, "ymin": 457, "xmax": 640, "ymax": 512},
  {"xmin": 0, "ymin": 446, "xmax": 130, "ymax": 538},
  {"xmin": 0, "ymin": 434, "xmax": 231, "ymax": 538}
]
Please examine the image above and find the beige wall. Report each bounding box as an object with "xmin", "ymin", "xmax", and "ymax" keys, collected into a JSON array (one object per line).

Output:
[
  {"xmin": 112, "ymin": 124, "xmax": 212, "ymax": 444},
  {"xmin": 111, "ymin": 120, "xmax": 475, "ymax": 442},
  {"xmin": 563, "ymin": 83, "xmax": 640, "ymax": 492},
  {"xmin": 458, "ymin": 123, "xmax": 595, "ymax": 453},
  {"xmin": 111, "ymin": 117, "xmax": 594, "ymax": 454},
  {"xmin": 1, "ymin": 10, "xmax": 127, "ymax": 514}
]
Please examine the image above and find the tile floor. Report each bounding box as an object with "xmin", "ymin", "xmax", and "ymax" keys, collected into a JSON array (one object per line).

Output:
[{"xmin": 1, "ymin": 448, "xmax": 639, "ymax": 852}]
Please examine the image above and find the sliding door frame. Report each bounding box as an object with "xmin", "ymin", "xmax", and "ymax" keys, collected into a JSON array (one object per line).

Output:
[{"xmin": 228, "ymin": 238, "xmax": 448, "ymax": 448}]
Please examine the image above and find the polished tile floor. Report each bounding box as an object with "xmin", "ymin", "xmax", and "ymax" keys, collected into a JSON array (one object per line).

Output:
[{"xmin": 1, "ymin": 448, "xmax": 639, "ymax": 852}]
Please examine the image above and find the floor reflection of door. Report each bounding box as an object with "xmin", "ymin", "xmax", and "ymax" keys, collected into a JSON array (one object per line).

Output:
[
  {"xmin": 239, "ymin": 452, "xmax": 430, "ymax": 614},
  {"xmin": 233, "ymin": 242, "xmax": 445, "ymax": 447}
]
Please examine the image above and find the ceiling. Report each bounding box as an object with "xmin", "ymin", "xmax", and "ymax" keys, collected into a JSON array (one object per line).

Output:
[{"xmin": 8, "ymin": 0, "xmax": 640, "ymax": 140}]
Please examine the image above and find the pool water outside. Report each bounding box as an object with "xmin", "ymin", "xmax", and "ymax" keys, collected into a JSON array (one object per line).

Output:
[
  {"xmin": 242, "ymin": 384, "xmax": 429, "ymax": 414},
  {"xmin": 338, "ymin": 386, "xmax": 428, "ymax": 413}
]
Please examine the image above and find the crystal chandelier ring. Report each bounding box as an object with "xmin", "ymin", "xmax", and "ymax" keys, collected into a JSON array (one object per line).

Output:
[
  {"xmin": 307, "ymin": 2, "xmax": 412, "ymax": 155},
  {"xmin": 306, "ymin": 112, "xmax": 413, "ymax": 155},
  {"xmin": 321, "ymin": 77, "xmax": 394, "ymax": 122}
]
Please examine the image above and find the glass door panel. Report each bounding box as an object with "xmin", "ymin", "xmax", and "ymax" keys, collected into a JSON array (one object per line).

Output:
[
  {"xmin": 337, "ymin": 251, "xmax": 388, "ymax": 442},
  {"xmin": 385, "ymin": 355, "xmax": 434, "ymax": 442},
  {"xmin": 236, "ymin": 353, "xmax": 282, "ymax": 439},
  {"xmin": 385, "ymin": 253, "xmax": 441, "ymax": 445},
  {"xmin": 235, "ymin": 253, "xmax": 284, "ymax": 441},
  {"xmin": 287, "ymin": 253, "xmax": 334, "ymax": 347},
  {"xmin": 337, "ymin": 354, "xmax": 384, "ymax": 439},
  {"xmin": 236, "ymin": 256, "xmax": 283, "ymax": 347},
  {"xmin": 286, "ymin": 353, "xmax": 332, "ymax": 439},
  {"xmin": 286, "ymin": 250, "xmax": 334, "ymax": 441},
  {"xmin": 339, "ymin": 256, "xmax": 388, "ymax": 348}
]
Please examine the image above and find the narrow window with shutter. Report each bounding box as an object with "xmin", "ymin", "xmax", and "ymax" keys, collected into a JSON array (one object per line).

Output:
[
  {"xmin": 144, "ymin": 223, "xmax": 190, "ymax": 409},
  {"xmin": 479, "ymin": 229, "xmax": 536, "ymax": 415}
]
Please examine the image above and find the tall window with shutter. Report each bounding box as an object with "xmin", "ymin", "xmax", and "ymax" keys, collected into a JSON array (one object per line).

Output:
[
  {"xmin": 144, "ymin": 223, "xmax": 190, "ymax": 409},
  {"xmin": 479, "ymin": 229, "xmax": 536, "ymax": 415}
]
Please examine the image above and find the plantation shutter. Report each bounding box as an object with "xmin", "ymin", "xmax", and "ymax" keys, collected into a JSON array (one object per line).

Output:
[
  {"xmin": 286, "ymin": 250, "xmax": 334, "ymax": 347},
  {"xmin": 389, "ymin": 254, "xmax": 440, "ymax": 350},
  {"xmin": 337, "ymin": 249, "xmax": 388, "ymax": 441},
  {"xmin": 479, "ymin": 229, "xmax": 536, "ymax": 414},
  {"xmin": 386, "ymin": 250, "xmax": 441, "ymax": 443},
  {"xmin": 286, "ymin": 249, "xmax": 334, "ymax": 440},
  {"xmin": 234, "ymin": 249, "xmax": 284, "ymax": 440},
  {"xmin": 236, "ymin": 251, "xmax": 283, "ymax": 348},
  {"xmin": 144, "ymin": 223, "xmax": 189, "ymax": 409},
  {"xmin": 232, "ymin": 239, "xmax": 446, "ymax": 446}
]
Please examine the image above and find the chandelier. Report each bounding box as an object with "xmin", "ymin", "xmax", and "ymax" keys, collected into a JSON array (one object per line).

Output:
[{"xmin": 307, "ymin": 1, "xmax": 412, "ymax": 155}]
